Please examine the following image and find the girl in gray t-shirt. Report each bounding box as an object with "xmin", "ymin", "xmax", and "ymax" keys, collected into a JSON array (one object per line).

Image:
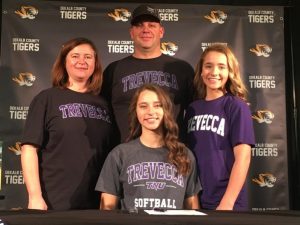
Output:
[{"xmin": 96, "ymin": 84, "xmax": 201, "ymax": 210}]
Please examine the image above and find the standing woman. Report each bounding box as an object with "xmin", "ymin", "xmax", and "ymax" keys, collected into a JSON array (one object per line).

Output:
[
  {"xmin": 21, "ymin": 37, "xmax": 114, "ymax": 210},
  {"xmin": 185, "ymin": 44, "xmax": 255, "ymax": 210},
  {"xmin": 96, "ymin": 84, "xmax": 201, "ymax": 210}
]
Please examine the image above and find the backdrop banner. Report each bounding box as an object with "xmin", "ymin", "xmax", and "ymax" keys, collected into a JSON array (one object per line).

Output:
[{"xmin": 0, "ymin": 0, "xmax": 288, "ymax": 210}]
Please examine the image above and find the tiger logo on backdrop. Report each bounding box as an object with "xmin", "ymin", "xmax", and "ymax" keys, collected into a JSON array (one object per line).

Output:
[
  {"xmin": 250, "ymin": 44, "xmax": 272, "ymax": 57},
  {"xmin": 8, "ymin": 142, "xmax": 22, "ymax": 156},
  {"xmin": 15, "ymin": 6, "xmax": 38, "ymax": 19},
  {"xmin": 161, "ymin": 42, "xmax": 178, "ymax": 56},
  {"xmin": 108, "ymin": 8, "xmax": 131, "ymax": 22},
  {"xmin": 12, "ymin": 72, "xmax": 36, "ymax": 87},
  {"xmin": 252, "ymin": 110, "xmax": 274, "ymax": 124},
  {"xmin": 252, "ymin": 173, "xmax": 277, "ymax": 188},
  {"xmin": 204, "ymin": 10, "xmax": 227, "ymax": 24}
]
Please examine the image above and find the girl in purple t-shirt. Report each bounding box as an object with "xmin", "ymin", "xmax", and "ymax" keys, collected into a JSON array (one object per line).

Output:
[{"xmin": 185, "ymin": 44, "xmax": 255, "ymax": 210}]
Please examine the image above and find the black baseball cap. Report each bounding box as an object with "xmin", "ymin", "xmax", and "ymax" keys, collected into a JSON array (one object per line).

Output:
[{"xmin": 131, "ymin": 4, "xmax": 161, "ymax": 25}]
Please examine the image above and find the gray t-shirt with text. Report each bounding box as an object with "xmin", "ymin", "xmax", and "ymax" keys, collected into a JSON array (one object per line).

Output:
[{"xmin": 95, "ymin": 138, "xmax": 201, "ymax": 210}]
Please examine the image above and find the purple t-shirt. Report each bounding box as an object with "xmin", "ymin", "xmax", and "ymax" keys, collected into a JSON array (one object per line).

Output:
[{"xmin": 185, "ymin": 93, "xmax": 255, "ymax": 210}]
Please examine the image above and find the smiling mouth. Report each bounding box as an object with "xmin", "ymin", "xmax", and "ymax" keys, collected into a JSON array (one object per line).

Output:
[
  {"xmin": 145, "ymin": 118, "xmax": 158, "ymax": 122},
  {"xmin": 207, "ymin": 77, "xmax": 221, "ymax": 81},
  {"xmin": 208, "ymin": 76, "xmax": 220, "ymax": 79}
]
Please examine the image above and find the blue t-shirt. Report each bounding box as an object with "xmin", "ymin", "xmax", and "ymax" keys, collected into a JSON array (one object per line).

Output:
[{"xmin": 185, "ymin": 93, "xmax": 255, "ymax": 210}]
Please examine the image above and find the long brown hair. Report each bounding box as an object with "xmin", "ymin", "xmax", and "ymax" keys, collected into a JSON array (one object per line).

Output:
[
  {"xmin": 51, "ymin": 37, "xmax": 103, "ymax": 95},
  {"xmin": 194, "ymin": 44, "xmax": 248, "ymax": 101},
  {"xmin": 127, "ymin": 84, "xmax": 191, "ymax": 175}
]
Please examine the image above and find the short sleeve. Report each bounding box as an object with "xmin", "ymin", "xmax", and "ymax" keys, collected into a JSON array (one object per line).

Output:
[
  {"xmin": 184, "ymin": 150, "xmax": 202, "ymax": 198},
  {"xmin": 21, "ymin": 91, "xmax": 48, "ymax": 147},
  {"xmin": 228, "ymin": 100, "xmax": 255, "ymax": 147},
  {"xmin": 95, "ymin": 147, "xmax": 122, "ymax": 197},
  {"xmin": 100, "ymin": 62, "xmax": 116, "ymax": 103}
]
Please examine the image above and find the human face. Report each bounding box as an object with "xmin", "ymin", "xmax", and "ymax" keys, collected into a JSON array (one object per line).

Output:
[
  {"xmin": 130, "ymin": 21, "xmax": 164, "ymax": 55},
  {"xmin": 65, "ymin": 44, "xmax": 95, "ymax": 84},
  {"xmin": 201, "ymin": 51, "xmax": 229, "ymax": 98},
  {"xmin": 136, "ymin": 90, "xmax": 164, "ymax": 134}
]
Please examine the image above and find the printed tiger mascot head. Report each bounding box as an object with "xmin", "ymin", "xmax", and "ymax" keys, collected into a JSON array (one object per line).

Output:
[
  {"xmin": 252, "ymin": 173, "xmax": 276, "ymax": 188},
  {"xmin": 12, "ymin": 72, "xmax": 36, "ymax": 86},
  {"xmin": 252, "ymin": 110, "xmax": 274, "ymax": 124},
  {"xmin": 161, "ymin": 42, "xmax": 178, "ymax": 56},
  {"xmin": 250, "ymin": 44, "xmax": 272, "ymax": 57},
  {"xmin": 204, "ymin": 10, "xmax": 227, "ymax": 24},
  {"xmin": 8, "ymin": 142, "xmax": 22, "ymax": 156},
  {"xmin": 15, "ymin": 6, "xmax": 38, "ymax": 19},
  {"xmin": 108, "ymin": 8, "xmax": 131, "ymax": 22}
]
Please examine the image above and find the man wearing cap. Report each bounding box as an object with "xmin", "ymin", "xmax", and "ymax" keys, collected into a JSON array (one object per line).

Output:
[{"xmin": 101, "ymin": 4, "xmax": 195, "ymax": 142}]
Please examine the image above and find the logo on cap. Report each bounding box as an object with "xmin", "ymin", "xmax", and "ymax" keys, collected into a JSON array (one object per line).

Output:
[{"xmin": 131, "ymin": 4, "xmax": 160, "ymax": 25}]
